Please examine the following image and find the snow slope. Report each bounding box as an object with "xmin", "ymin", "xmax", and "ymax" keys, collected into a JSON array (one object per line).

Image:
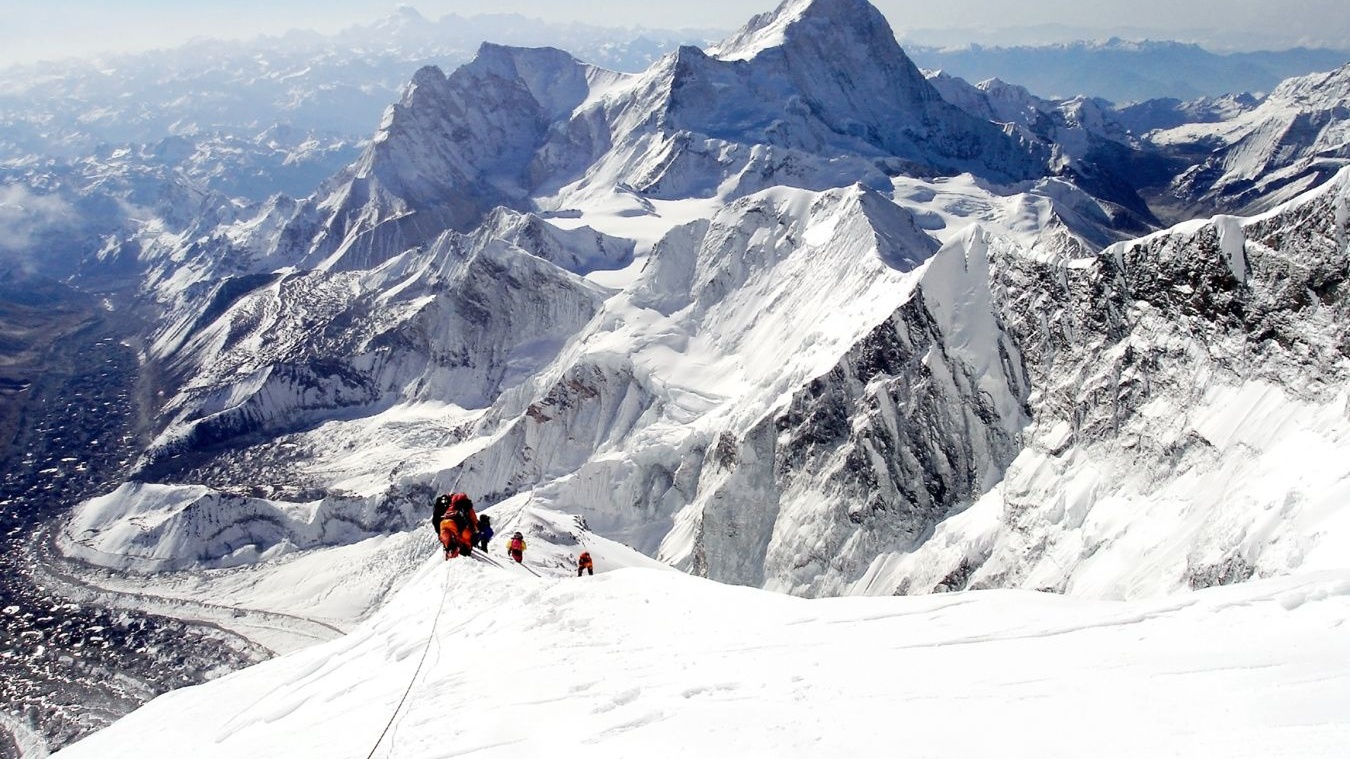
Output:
[
  {"xmin": 863, "ymin": 167, "xmax": 1350, "ymax": 599},
  {"xmin": 50, "ymin": 546, "xmax": 1350, "ymax": 759}
]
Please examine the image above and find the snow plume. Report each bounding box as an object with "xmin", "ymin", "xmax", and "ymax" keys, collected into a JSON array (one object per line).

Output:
[{"xmin": 0, "ymin": 183, "xmax": 74, "ymax": 269}]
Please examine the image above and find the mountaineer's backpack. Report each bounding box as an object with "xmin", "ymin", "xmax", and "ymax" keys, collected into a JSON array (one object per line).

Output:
[{"xmin": 447, "ymin": 492, "xmax": 475, "ymax": 530}]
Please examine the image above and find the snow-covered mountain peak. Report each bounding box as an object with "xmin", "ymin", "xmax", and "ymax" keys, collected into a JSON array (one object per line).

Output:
[
  {"xmin": 709, "ymin": 0, "xmax": 891, "ymax": 63},
  {"xmin": 977, "ymin": 77, "xmax": 1036, "ymax": 105},
  {"xmin": 464, "ymin": 42, "xmax": 596, "ymax": 118},
  {"xmin": 392, "ymin": 4, "xmax": 427, "ymax": 22},
  {"xmin": 625, "ymin": 0, "xmax": 1045, "ymax": 187},
  {"xmin": 363, "ymin": 3, "xmax": 433, "ymax": 38},
  {"xmin": 292, "ymin": 44, "xmax": 607, "ymax": 271},
  {"xmin": 385, "ymin": 44, "xmax": 594, "ymax": 135},
  {"xmin": 211, "ymin": 0, "xmax": 1089, "ymax": 282},
  {"xmin": 1268, "ymin": 59, "xmax": 1350, "ymax": 108},
  {"xmin": 403, "ymin": 63, "xmax": 446, "ymax": 96},
  {"xmin": 703, "ymin": 0, "xmax": 934, "ymax": 113},
  {"xmin": 849, "ymin": 181, "xmax": 943, "ymax": 267}
]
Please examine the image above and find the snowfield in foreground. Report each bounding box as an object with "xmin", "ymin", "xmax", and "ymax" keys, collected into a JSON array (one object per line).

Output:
[{"xmin": 52, "ymin": 538, "xmax": 1350, "ymax": 759}]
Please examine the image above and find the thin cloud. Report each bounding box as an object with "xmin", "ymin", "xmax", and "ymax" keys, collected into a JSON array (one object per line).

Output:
[{"xmin": 0, "ymin": 184, "xmax": 75, "ymax": 269}]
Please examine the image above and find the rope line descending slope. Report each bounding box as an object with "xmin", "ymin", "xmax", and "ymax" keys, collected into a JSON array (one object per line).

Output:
[
  {"xmin": 364, "ymin": 565, "xmax": 452, "ymax": 759},
  {"xmin": 473, "ymin": 549, "xmax": 542, "ymax": 577}
]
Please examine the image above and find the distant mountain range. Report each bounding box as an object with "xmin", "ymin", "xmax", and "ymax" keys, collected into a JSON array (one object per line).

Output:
[
  {"xmin": 0, "ymin": 9, "xmax": 716, "ymax": 162},
  {"xmin": 907, "ymin": 39, "xmax": 1350, "ymax": 102}
]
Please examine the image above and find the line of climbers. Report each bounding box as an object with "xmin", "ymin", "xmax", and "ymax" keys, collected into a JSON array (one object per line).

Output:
[
  {"xmin": 432, "ymin": 492, "xmax": 595, "ymax": 576},
  {"xmin": 432, "ymin": 492, "xmax": 487, "ymax": 560}
]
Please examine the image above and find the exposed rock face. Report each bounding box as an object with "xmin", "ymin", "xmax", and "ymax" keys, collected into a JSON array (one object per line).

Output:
[
  {"xmin": 881, "ymin": 170, "xmax": 1350, "ymax": 598},
  {"xmin": 677, "ymin": 227, "xmax": 1027, "ymax": 594},
  {"xmin": 646, "ymin": 168, "xmax": 1349, "ymax": 598}
]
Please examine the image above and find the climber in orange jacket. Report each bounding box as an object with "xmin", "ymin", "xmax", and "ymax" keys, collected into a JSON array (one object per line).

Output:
[
  {"xmin": 438, "ymin": 492, "xmax": 479, "ymax": 559},
  {"xmin": 577, "ymin": 551, "xmax": 594, "ymax": 576}
]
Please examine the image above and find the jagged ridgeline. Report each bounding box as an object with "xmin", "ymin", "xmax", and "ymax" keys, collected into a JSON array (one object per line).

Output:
[{"xmin": 58, "ymin": 0, "xmax": 1350, "ymax": 603}]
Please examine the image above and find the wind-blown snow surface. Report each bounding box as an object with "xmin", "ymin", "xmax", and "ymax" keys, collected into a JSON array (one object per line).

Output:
[{"xmin": 51, "ymin": 546, "xmax": 1350, "ymax": 758}]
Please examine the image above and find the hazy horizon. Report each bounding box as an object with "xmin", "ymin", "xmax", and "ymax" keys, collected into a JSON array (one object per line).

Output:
[{"xmin": 3, "ymin": 0, "xmax": 1349, "ymax": 67}]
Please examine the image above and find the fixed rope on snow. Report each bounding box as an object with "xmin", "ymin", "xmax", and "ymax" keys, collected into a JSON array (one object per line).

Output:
[{"xmin": 364, "ymin": 563, "xmax": 452, "ymax": 759}]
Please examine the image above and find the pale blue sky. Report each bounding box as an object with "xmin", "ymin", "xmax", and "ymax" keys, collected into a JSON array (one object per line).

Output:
[{"xmin": 3, "ymin": 0, "xmax": 1348, "ymax": 65}]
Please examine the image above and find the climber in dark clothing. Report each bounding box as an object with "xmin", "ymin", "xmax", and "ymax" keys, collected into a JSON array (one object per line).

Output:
[
  {"xmin": 431, "ymin": 493, "xmax": 454, "ymax": 533},
  {"xmin": 475, "ymin": 513, "xmax": 495, "ymax": 551}
]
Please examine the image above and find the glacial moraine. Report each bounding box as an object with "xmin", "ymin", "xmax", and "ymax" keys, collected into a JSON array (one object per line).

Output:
[{"xmin": 0, "ymin": 283, "xmax": 260, "ymax": 755}]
